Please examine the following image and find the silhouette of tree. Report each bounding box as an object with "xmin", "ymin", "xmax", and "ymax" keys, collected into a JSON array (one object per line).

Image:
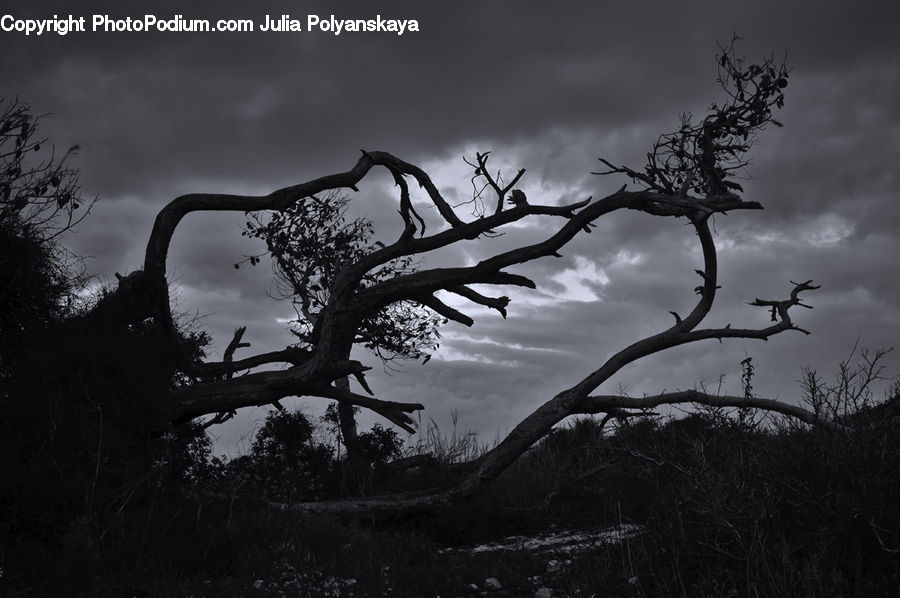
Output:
[
  {"xmin": 0, "ymin": 98, "xmax": 92, "ymax": 370},
  {"xmin": 242, "ymin": 190, "xmax": 444, "ymax": 461},
  {"xmin": 0, "ymin": 100, "xmax": 103, "ymax": 539},
  {"xmin": 0, "ymin": 100, "xmax": 219, "ymax": 540},
  {"xmin": 247, "ymin": 409, "xmax": 335, "ymax": 501},
  {"xmin": 104, "ymin": 41, "xmax": 831, "ymax": 512}
]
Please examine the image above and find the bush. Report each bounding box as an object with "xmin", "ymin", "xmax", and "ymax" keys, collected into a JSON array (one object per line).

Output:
[
  {"xmin": 240, "ymin": 409, "xmax": 337, "ymax": 502},
  {"xmin": 591, "ymin": 400, "xmax": 900, "ymax": 596}
]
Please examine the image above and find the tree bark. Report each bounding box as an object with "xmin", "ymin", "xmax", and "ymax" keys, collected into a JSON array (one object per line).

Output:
[{"xmin": 335, "ymin": 376, "xmax": 361, "ymax": 462}]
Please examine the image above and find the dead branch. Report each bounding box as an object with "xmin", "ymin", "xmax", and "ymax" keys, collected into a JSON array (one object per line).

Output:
[
  {"xmin": 102, "ymin": 43, "xmax": 837, "ymax": 517},
  {"xmin": 580, "ymin": 390, "xmax": 844, "ymax": 431}
]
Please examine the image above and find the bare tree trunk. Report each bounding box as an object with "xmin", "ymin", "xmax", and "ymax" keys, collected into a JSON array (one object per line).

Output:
[{"xmin": 335, "ymin": 376, "xmax": 361, "ymax": 462}]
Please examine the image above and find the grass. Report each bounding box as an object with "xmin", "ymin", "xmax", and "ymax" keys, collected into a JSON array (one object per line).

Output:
[{"xmin": 3, "ymin": 388, "xmax": 900, "ymax": 597}]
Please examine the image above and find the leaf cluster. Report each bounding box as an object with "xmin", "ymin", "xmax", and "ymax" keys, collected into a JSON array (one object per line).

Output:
[
  {"xmin": 243, "ymin": 191, "xmax": 444, "ymax": 363},
  {"xmin": 599, "ymin": 37, "xmax": 789, "ymax": 199},
  {"xmin": 0, "ymin": 98, "xmax": 88, "ymax": 241},
  {"xmin": 0, "ymin": 100, "xmax": 89, "ymax": 377}
]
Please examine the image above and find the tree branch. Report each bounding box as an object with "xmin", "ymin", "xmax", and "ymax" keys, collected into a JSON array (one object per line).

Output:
[
  {"xmin": 152, "ymin": 44, "xmax": 815, "ymax": 519},
  {"xmin": 580, "ymin": 390, "xmax": 844, "ymax": 431},
  {"xmin": 383, "ymin": 161, "xmax": 424, "ymax": 240},
  {"xmin": 416, "ymin": 295, "xmax": 474, "ymax": 327},
  {"xmin": 222, "ymin": 326, "xmax": 251, "ymax": 378},
  {"xmin": 190, "ymin": 346, "xmax": 312, "ymax": 379},
  {"xmin": 311, "ymin": 384, "xmax": 423, "ymax": 433},
  {"xmin": 169, "ymin": 360, "xmax": 421, "ymax": 432},
  {"xmin": 448, "ymin": 286, "xmax": 510, "ymax": 318}
]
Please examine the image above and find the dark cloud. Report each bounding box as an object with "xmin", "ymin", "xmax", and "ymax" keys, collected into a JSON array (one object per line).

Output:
[{"xmin": 3, "ymin": 0, "xmax": 899, "ymax": 454}]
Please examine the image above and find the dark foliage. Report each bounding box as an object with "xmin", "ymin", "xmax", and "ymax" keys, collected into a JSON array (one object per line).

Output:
[
  {"xmin": 243, "ymin": 190, "xmax": 444, "ymax": 364},
  {"xmin": 597, "ymin": 37, "xmax": 789, "ymax": 199},
  {"xmin": 0, "ymin": 101, "xmax": 213, "ymax": 579},
  {"xmin": 0, "ymin": 98, "xmax": 87, "ymax": 380},
  {"xmin": 212, "ymin": 407, "xmax": 406, "ymax": 505},
  {"xmin": 0, "ymin": 300, "xmax": 212, "ymax": 538},
  {"xmin": 321, "ymin": 402, "xmax": 404, "ymax": 464},
  {"xmin": 484, "ymin": 398, "xmax": 900, "ymax": 597},
  {"xmin": 243, "ymin": 409, "xmax": 336, "ymax": 502}
]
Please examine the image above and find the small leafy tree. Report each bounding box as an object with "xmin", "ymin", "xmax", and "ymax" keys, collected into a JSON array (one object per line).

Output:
[
  {"xmin": 0, "ymin": 99, "xmax": 87, "ymax": 235},
  {"xmin": 0, "ymin": 100, "xmax": 222, "ymax": 541},
  {"xmin": 321, "ymin": 402, "xmax": 403, "ymax": 464},
  {"xmin": 243, "ymin": 190, "xmax": 445, "ymax": 459},
  {"xmin": 244, "ymin": 191, "xmax": 444, "ymax": 363},
  {"xmin": 0, "ymin": 99, "xmax": 91, "ymax": 371},
  {"xmin": 247, "ymin": 409, "xmax": 335, "ymax": 501}
]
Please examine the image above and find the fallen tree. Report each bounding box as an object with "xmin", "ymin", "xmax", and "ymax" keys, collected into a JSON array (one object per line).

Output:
[{"xmin": 105, "ymin": 42, "xmax": 833, "ymax": 512}]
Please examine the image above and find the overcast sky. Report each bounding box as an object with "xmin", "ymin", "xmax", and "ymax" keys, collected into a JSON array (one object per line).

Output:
[{"xmin": 3, "ymin": 1, "xmax": 899, "ymax": 456}]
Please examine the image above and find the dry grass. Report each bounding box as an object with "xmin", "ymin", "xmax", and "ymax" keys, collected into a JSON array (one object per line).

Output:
[{"xmin": 3, "ymin": 357, "xmax": 899, "ymax": 597}]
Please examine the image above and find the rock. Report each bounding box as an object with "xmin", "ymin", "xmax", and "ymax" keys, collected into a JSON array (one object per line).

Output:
[
  {"xmin": 485, "ymin": 577, "xmax": 502, "ymax": 590},
  {"xmin": 535, "ymin": 588, "xmax": 553, "ymax": 598}
]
